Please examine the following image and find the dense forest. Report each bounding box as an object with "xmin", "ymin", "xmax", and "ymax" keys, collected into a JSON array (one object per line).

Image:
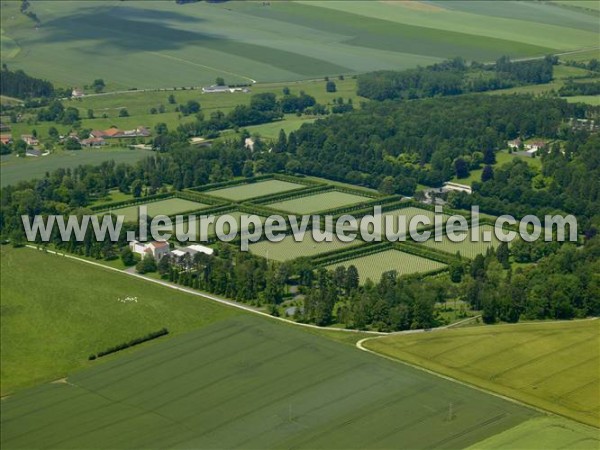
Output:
[
  {"xmin": 1, "ymin": 92, "xmax": 599, "ymax": 331},
  {"xmin": 357, "ymin": 56, "xmax": 556, "ymax": 101},
  {"xmin": 0, "ymin": 66, "xmax": 55, "ymax": 99}
]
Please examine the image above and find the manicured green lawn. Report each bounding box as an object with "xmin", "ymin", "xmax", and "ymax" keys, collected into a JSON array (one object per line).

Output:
[
  {"xmin": 0, "ymin": 246, "xmax": 239, "ymax": 395},
  {"xmin": 421, "ymin": 224, "xmax": 504, "ymax": 259},
  {"xmin": 205, "ymin": 179, "xmax": 306, "ymax": 202},
  {"xmin": 265, "ymin": 190, "xmax": 371, "ymax": 214},
  {"xmin": 325, "ymin": 249, "xmax": 446, "ymax": 284},
  {"xmin": 249, "ymin": 232, "xmax": 362, "ymax": 262},
  {"xmin": 106, "ymin": 197, "xmax": 209, "ymax": 222},
  {"xmin": 365, "ymin": 319, "xmax": 600, "ymax": 427},
  {"xmin": 0, "ymin": 314, "xmax": 537, "ymax": 449}
]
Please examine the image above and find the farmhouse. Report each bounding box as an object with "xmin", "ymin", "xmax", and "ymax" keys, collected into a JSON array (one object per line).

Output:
[
  {"xmin": 20, "ymin": 134, "xmax": 39, "ymax": 146},
  {"xmin": 81, "ymin": 137, "xmax": 107, "ymax": 147},
  {"xmin": 525, "ymin": 140, "xmax": 547, "ymax": 153},
  {"xmin": 507, "ymin": 138, "xmax": 522, "ymax": 149},
  {"xmin": 91, "ymin": 126, "xmax": 151, "ymax": 139},
  {"xmin": 129, "ymin": 240, "xmax": 171, "ymax": 260},
  {"xmin": 0, "ymin": 134, "xmax": 12, "ymax": 145},
  {"xmin": 71, "ymin": 88, "xmax": 84, "ymax": 98}
]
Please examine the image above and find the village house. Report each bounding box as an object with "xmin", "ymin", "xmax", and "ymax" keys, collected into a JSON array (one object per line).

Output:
[
  {"xmin": 81, "ymin": 137, "xmax": 107, "ymax": 147},
  {"xmin": 20, "ymin": 134, "xmax": 39, "ymax": 146},
  {"xmin": 0, "ymin": 134, "xmax": 12, "ymax": 145},
  {"xmin": 90, "ymin": 126, "xmax": 151, "ymax": 139},
  {"xmin": 129, "ymin": 240, "xmax": 171, "ymax": 261},
  {"xmin": 507, "ymin": 138, "xmax": 522, "ymax": 149},
  {"xmin": 525, "ymin": 141, "xmax": 546, "ymax": 153},
  {"xmin": 71, "ymin": 88, "xmax": 84, "ymax": 98}
]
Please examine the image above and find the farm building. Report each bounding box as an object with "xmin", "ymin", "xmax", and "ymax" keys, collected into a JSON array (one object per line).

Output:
[
  {"xmin": 81, "ymin": 137, "xmax": 107, "ymax": 147},
  {"xmin": 90, "ymin": 127, "xmax": 151, "ymax": 139},
  {"xmin": 507, "ymin": 138, "xmax": 522, "ymax": 149},
  {"xmin": 171, "ymin": 244, "xmax": 214, "ymax": 258},
  {"xmin": 443, "ymin": 182, "xmax": 472, "ymax": 194},
  {"xmin": 71, "ymin": 88, "xmax": 84, "ymax": 98},
  {"xmin": 202, "ymin": 85, "xmax": 249, "ymax": 94},
  {"xmin": 129, "ymin": 240, "xmax": 171, "ymax": 260},
  {"xmin": 0, "ymin": 134, "xmax": 12, "ymax": 145},
  {"xmin": 20, "ymin": 135, "xmax": 39, "ymax": 146}
]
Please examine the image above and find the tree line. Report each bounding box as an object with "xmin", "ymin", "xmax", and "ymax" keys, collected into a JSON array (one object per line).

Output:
[{"xmin": 357, "ymin": 56, "xmax": 556, "ymax": 101}]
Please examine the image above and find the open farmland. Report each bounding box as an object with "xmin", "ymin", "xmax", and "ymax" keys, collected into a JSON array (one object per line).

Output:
[
  {"xmin": 0, "ymin": 314, "xmax": 539, "ymax": 449},
  {"xmin": 2, "ymin": 1, "xmax": 594, "ymax": 90},
  {"xmin": 325, "ymin": 249, "xmax": 446, "ymax": 284},
  {"xmin": 0, "ymin": 246, "xmax": 239, "ymax": 395},
  {"xmin": 421, "ymin": 224, "xmax": 504, "ymax": 259},
  {"xmin": 0, "ymin": 148, "xmax": 153, "ymax": 187},
  {"xmin": 466, "ymin": 416, "xmax": 600, "ymax": 450},
  {"xmin": 364, "ymin": 320, "xmax": 600, "ymax": 427},
  {"xmin": 205, "ymin": 179, "xmax": 306, "ymax": 202},
  {"xmin": 106, "ymin": 197, "xmax": 208, "ymax": 222},
  {"xmin": 265, "ymin": 190, "xmax": 371, "ymax": 214},
  {"xmin": 249, "ymin": 232, "xmax": 362, "ymax": 262}
]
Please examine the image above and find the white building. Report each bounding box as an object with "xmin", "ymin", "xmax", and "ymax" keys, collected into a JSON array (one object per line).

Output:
[
  {"xmin": 171, "ymin": 244, "xmax": 214, "ymax": 258},
  {"xmin": 129, "ymin": 240, "xmax": 171, "ymax": 260}
]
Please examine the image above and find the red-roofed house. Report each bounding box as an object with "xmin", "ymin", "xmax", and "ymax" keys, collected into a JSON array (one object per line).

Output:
[{"xmin": 0, "ymin": 134, "xmax": 12, "ymax": 145}]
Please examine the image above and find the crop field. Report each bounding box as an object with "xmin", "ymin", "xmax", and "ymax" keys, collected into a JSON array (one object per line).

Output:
[
  {"xmin": 249, "ymin": 232, "xmax": 362, "ymax": 262},
  {"xmin": 466, "ymin": 416, "xmax": 600, "ymax": 450},
  {"xmin": 325, "ymin": 249, "xmax": 446, "ymax": 284},
  {"xmin": 106, "ymin": 198, "xmax": 208, "ymax": 222},
  {"xmin": 0, "ymin": 246, "xmax": 239, "ymax": 395},
  {"xmin": 0, "ymin": 313, "xmax": 539, "ymax": 449},
  {"xmin": 421, "ymin": 224, "xmax": 503, "ymax": 259},
  {"xmin": 3, "ymin": 1, "xmax": 595, "ymax": 90},
  {"xmin": 265, "ymin": 190, "xmax": 371, "ymax": 214},
  {"xmin": 0, "ymin": 148, "xmax": 153, "ymax": 187},
  {"xmin": 365, "ymin": 320, "xmax": 600, "ymax": 427},
  {"xmin": 205, "ymin": 179, "xmax": 306, "ymax": 202}
]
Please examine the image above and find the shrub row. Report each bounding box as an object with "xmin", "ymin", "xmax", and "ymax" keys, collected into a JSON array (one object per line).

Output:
[
  {"xmin": 88, "ymin": 328, "xmax": 169, "ymax": 360},
  {"xmin": 394, "ymin": 241, "xmax": 457, "ymax": 265},
  {"xmin": 189, "ymin": 174, "xmax": 274, "ymax": 193},
  {"xmin": 248, "ymin": 184, "xmax": 329, "ymax": 205}
]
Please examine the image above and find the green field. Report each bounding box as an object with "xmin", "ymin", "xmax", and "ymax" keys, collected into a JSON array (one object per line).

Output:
[
  {"xmin": 365, "ymin": 320, "xmax": 600, "ymax": 428},
  {"xmin": 249, "ymin": 232, "xmax": 362, "ymax": 262},
  {"xmin": 325, "ymin": 249, "xmax": 446, "ymax": 284},
  {"xmin": 265, "ymin": 190, "xmax": 371, "ymax": 214},
  {"xmin": 563, "ymin": 95, "xmax": 600, "ymax": 106},
  {"xmin": 0, "ymin": 311, "xmax": 540, "ymax": 449},
  {"xmin": 0, "ymin": 246, "xmax": 239, "ymax": 395},
  {"xmin": 205, "ymin": 179, "xmax": 306, "ymax": 202},
  {"xmin": 0, "ymin": 148, "xmax": 153, "ymax": 187},
  {"xmin": 107, "ymin": 197, "xmax": 208, "ymax": 222},
  {"xmin": 2, "ymin": 1, "xmax": 595, "ymax": 90},
  {"xmin": 421, "ymin": 224, "xmax": 504, "ymax": 259},
  {"xmin": 466, "ymin": 416, "xmax": 600, "ymax": 450},
  {"xmin": 365, "ymin": 206, "xmax": 451, "ymax": 239}
]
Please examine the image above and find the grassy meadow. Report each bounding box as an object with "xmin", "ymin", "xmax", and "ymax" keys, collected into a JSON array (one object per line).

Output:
[
  {"xmin": 0, "ymin": 148, "xmax": 153, "ymax": 187},
  {"xmin": 365, "ymin": 320, "xmax": 600, "ymax": 427},
  {"xmin": 0, "ymin": 246, "xmax": 240, "ymax": 395},
  {"xmin": 0, "ymin": 313, "xmax": 538, "ymax": 449},
  {"xmin": 325, "ymin": 249, "xmax": 446, "ymax": 284}
]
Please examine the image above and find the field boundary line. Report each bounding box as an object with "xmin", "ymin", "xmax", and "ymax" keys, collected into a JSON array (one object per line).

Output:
[
  {"xmin": 355, "ymin": 322, "xmax": 600, "ymax": 429},
  {"xmin": 23, "ymin": 245, "xmax": 386, "ymax": 336}
]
